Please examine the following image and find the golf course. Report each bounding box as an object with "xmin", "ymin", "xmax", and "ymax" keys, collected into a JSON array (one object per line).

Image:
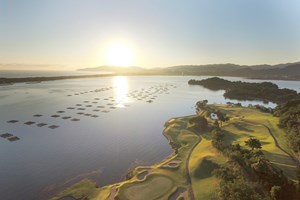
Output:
[{"xmin": 52, "ymin": 104, "xmax": 299, "ymax": 200}]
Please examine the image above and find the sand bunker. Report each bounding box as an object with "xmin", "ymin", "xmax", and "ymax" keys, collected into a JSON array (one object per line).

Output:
[
  {"xmin": 136, "ymin": 170, "xmax": 151, "ymax": 180},
  {"xmin": 162, "ymin": 158, "xmax": 182, "ymax": 169},
  {"xmin": 107, "ymin": 186, "xmax": 118, "ymax": 200}
]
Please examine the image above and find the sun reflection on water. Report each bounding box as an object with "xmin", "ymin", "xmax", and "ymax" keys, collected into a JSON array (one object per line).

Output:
[{"xmin": 113, "ymin": 76, "xmax": 130, "ymax": 107}]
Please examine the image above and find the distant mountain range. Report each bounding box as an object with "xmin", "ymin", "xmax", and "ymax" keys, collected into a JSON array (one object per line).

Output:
[
  {"xmin": 78, "ymin": 62, "xmax": 300, "ymax": 80},
  {"xmin": 78, "ymin": 65, "xmax": 145, "ymax": 73}
]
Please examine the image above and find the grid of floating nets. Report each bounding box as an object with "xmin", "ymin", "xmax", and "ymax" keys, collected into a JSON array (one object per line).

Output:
[{"xmin": 1, "ymin": 84, "xmax": 177, "ymax": 142}]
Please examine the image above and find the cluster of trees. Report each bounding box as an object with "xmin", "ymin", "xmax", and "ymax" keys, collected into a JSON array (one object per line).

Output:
[
  {"xmin": 213, "ymin": 167, "xmax": 266, "ymax": 200},
  {"xmin": 273, "ymin": 100, "xmax": 300, "ymax": 154},
  {"xmin": 248, "ymin": 104, "xmax": 273, "ymax": 113},
  {"xmin": 195, "ymin": 100, "xmax": 208, "ymax": 112},
  {"xmin": 189, "ymin": 115, "xmax": 208, "ymax": 132},
  {"xmin": 195, "ymin": 100, "xmax": 229, "ymax": 124},
  {"xmin": 211, "ymin": 128, "xmax": 226, "ymax": 151},
  {"xmin": 211, "ymin": 127, "xmax": 299, "ymax": 199},
  {"xmin": 189, "ymin": 78, "xmax": 232, "ymax": 90},
  {"xmin": 189, "ymin": 77, "xmax": 300, "ymax": 104}
]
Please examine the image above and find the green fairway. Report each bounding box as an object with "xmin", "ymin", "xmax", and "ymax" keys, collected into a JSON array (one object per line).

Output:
[
  {"xmin": 212, "ymin": 105, "xmax": 299, "ymax": 180},
  {"xmin": 118, "ymin": 175, "xmax": 173, "ymax": 200},
  {"xmin": 50, "ymin": 179, "xmax": 101, "ymax": 200},
  {"xmin": 52, "ymin": 104, "xmax": 299, "ymax": 200}
]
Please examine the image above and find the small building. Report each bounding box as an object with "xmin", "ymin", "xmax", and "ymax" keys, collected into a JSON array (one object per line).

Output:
[{"xmin": 210, "ymin": 113, "xmax": 219, "ymax": 120}]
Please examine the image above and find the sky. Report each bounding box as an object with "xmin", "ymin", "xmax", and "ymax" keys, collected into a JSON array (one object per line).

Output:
[{"xmin": 0, "ymin": 0, "xmax": 300, "ymax": 70}]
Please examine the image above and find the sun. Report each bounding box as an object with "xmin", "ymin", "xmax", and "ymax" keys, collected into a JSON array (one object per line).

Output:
[{"xmin": 106, "ymin": 44, "xmax": 134, "ymax": 67}]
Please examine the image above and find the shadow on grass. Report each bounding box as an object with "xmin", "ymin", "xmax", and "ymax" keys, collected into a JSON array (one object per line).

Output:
[
  {"xmin": 193, "ymin": 158, "xmax": 219, "ymax": 179},
  {"xmin": 233, "ymin": 122, "xmax": 254, "ymax": 132},
  {"xmin": 222, "ymin": 130, "xmax": 243, "ymax": 145},
  {"xmin": 263, "ymin": 151, "xmax": 297, "ymax": 166}
]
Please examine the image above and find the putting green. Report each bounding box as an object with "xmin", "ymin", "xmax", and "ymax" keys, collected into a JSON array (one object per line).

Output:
[{"xmin": 118, "ymin": 175, "xmax": 173, "ymax": 200}]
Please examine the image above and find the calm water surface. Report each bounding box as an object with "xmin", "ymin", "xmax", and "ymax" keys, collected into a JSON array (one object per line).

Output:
[{"xmin": 0, "ymin": 75, "xmax": 298, "ymax": 200}]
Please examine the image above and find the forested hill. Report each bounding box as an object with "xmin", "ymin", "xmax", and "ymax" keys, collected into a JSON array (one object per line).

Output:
[
  {"xmin": 161, "ymin": 62, "xmax": 300, "ymax": 80},
  {"xmin": 189, "ymin": 77, "xmax": 300, "ymax": 156},
  {"xmin": 274, "ymin": 100, "xmax": 300, "ymax": 155},
  {"xmin": 78, "ymin": 62, "xmax": 300, "ymax": 81},
  {"xmin": 188, "ymin": 77, "xmax": 300, "ymax": 104}
]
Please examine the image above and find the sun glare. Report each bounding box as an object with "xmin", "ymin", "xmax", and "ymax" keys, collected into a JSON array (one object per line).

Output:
[
  {"xmin": 106, "ymin": 44, "xmax": 134, "ymax": 67},
  {"xmin": 113, "ymin": 76, "xmax": 129, "ymax": 107}
]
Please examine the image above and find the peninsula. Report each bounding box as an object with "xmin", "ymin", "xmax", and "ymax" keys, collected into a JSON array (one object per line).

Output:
[{"xmin": 52, "ymin": 103, "xmax": 300, "ymax": 200}]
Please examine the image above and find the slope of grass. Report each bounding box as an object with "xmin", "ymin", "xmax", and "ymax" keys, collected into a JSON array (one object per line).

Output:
[
  {"xmin": 189, "ymin": 138, "xmax": 227, "ymax": 200},
  {"xmin": 212, "ymin": 105, "xmax": 298, "ymax": 180},
  {"xmin": 113, "ymin": 116, "xmax": 199, "ymax": 200},
  {"xmin": 50, "ymin": 179, "xmax": 101, "ymax": 200},
  {"xmin": 51, "ymin": 105, "xmax": 298, "ymax": 199},
  {"xmin": 117, "ymin": 175, "xmax": 173, "ymax": 200}
]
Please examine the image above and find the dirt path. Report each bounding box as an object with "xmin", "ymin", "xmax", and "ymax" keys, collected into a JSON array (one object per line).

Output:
[
  {"xmin": 185, "ymin": 136, "xmax": 201, "ymax": 200},
  {"xmin": 107, "ymin": 186, "xmax": 117, "ymax": 200},
  {"xmin": 243, "ymin": 119, "xmax": 300, "ymax": 166},
  {"xmin": 261, "ymin": 124, "xmax": 300, "ymax": 167}
]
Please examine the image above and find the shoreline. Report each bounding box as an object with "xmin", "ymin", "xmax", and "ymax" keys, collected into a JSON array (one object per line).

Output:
[
  {"xmin": 51, "ymin": 105, "xmax": 300, "ymax": 200},
  {"xmin": 1, "ymin": 73, "xmax": 300, "ymax": 85},
  {"xmin": 51, "ymin": 115, "xmax": 197, "ymax": 200}
]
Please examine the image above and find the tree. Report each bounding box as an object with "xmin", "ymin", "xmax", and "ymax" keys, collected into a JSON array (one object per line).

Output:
[
  {"xmin": 195, "ymin": 100, "xmax": 208, "ymax": 112},
  {"xmin": 189, "ymin": 116, "xmax": 208, "ymax": 131},
  {"xmin": 214, "ymin": 120, "xmax": 220, "ymax": 128},
  {"xmin": 216, "ymin": 111, "xmax": 226, "ymax": 122},
  {"xmin": 216, "ymin": 179, "xmax": 265, "ymax": 200},
  {"xmin": 213, "ymin": 167, "xmax": 237, "ymax": 182},
  {"xmin": 245, "ymin": 137, "xmax": 262, "ymax": 150},
  {"xmin": 211, "ymin": 129, "xmax": 225, "ymax": 150},
  {"xmin": 270, "ymin": 186, "xmax": 281, "ymax": 200}
]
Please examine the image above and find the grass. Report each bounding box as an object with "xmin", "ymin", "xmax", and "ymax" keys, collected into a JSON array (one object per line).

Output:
[
  {"xmin": 114, "ymin": 116, "xmax": 199, "ymax": 200},
  {"xmin": 189, "ymin": 138, "xmax": 227, "ymax": 200},
  {"xmin": 117, "ymin": 175, "xmax": 174, "ymax": 200},
  {"xmin": 51, "ymin": 105, "xmax": 299, "ymax": 199},
  {"xmin": 212, "ymin": 105, "xmax": 298, "ymax": 181},
  {"xmin": 50, "ymin": 179, "xmax": 101, "ymax": 200}
]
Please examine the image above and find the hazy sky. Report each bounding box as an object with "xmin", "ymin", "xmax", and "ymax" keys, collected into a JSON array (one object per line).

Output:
[{"xmin": 1, "ymin": 0, "xmax": 300, "ymax": 70}]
